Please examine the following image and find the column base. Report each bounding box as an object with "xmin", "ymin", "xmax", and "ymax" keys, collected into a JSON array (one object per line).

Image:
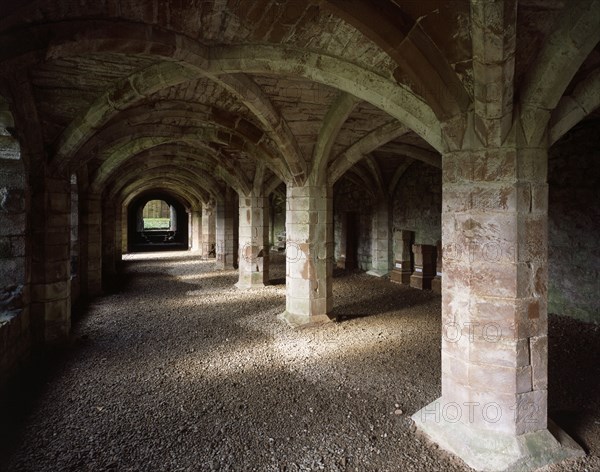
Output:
[
  {"xmin": 390, "ymin": 269, "xmax": 411, "ymax": 285},
  {"xmin": 412, "ymin": 399, "xmax": 585, "ymax": 472},
  {"xmin": 366, "ymin": 269, "xmax": 389, "ymax": 277},
  {"xmin": 410, "ymin": 273, "xmax": 434, "ymax": 290},
  {"xmin": 278, "ymin": 311, "xmax": 332, "ymax": 328},
  {"xmin": 431, "ymin": 276, "xmax": 442, "ymax": 294},
  {"xmin": 235, "ymin": 281, "xmax": 266, "ymax": 290}
]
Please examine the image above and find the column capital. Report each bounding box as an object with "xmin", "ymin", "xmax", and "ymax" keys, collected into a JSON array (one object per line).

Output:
[{"xmin": 442, "ymin": 145, "xmax": 548, "ymax": 185}]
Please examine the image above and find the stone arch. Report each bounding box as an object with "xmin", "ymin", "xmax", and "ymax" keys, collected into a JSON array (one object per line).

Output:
[
  {"xmin": 205, "ymin": 73, "xmax": 306, "ymax": 183},
  {"xmin": 119, "ymin": 182, "xmax": 202, "ymax": 255},
  {"xmin": 103, "ymin": 154, "xmax": 224, "ymax": 204},
  {"xmin": 320, "ymin": 0, "xmax": 470, "ymax": 120},
  {"xmin": 363, "ymin": 155, "xmax": 387, "ymax": 199},
  {"xmin": 111, "ymin": 168, "xmax": 214, "ymax": 209},
  {"xmin": 519, "ymin": 0, "xmax": 600, "ymax": 143},
  {"xmin": 52, "ymin": 61, "xmax": 200, "ymax": 169},
  {"xmin": 0, "ymin": 21, "xmax": 444, "ymax": 169},
  {"xmin": 86, "ymin": 132, "xmax": 257, "ymax": 196},
  {"xmin": 126, "ymin": 190, "xmax": 191, "ymax": 252},
  {"xmin": 265, "ymin": 175, "xmax": 284, "ymax": 199},
  {"xmin": 344, "ymin": 166, "xmax": 379, "ymax": 200},
  {"xmin": 312, "ymin": 92, "xmax": 361, "ymax": 185},
  {"xmin": 209, "ymin": 45, "xmax": 443, "ymax": 151},
  {"xmin": 8, "ymin": 27, "xmax": 286, "ymax": 182},
  {"xmin": 71, "ymin": 100, "xmax": 289, "ymax": 187},
  {"xmin": 550, "ymin": 67, "xmax": 600, "ymax": 145},
  {"xmin": 121, "ymin": 184, "xmax": 197, "ymax": 210},
  {"xmin": 388, "ymin": 159, "xmax": 415, "ymax": 197},
  {"xmin": 328, "ymin": 121, "xmax": 410, "ymax": 185},
  {"xmin": 119, "ymin": 176, "xmax": 206, "ymax": 212}
]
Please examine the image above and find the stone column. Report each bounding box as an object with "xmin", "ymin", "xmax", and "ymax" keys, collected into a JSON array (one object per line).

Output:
[
  {"xmin": 410, "ymin": 244, "xmax": 437, "ymax": 290},
  {"xmin": 121, "ymin": 206, "xmax": 128, "ymax": 254},
  {"xmin": 431, "ymin": 240, "xmax": 442, "ymax": 294},
  {"xmin": 367, "ymin": 199, "xmax": 392, "ymax": 277},
  {"xmin": 101, "ymin": 201, "xmax": 117, "ymax": 289},
  {"xmin": 216, "ymin": 191, "xmax": 236, "ymax": 270},
  {"xmin": 169, "ymin": 205, "xmax": 177, "ymax": 231},
  {"xmin": 269, "ymin": 197, "xmax": 276, "ymax": 249},
  {"xmin": 336, "ymin": 212, "xmax": 347, "ymax": 269},
  {"xmin": 79, "ymin": 193, "xmax": 102, "ymax": 298},
  {"xmin": 412, "ymin": 143, "xmax": 582, "ymax": 469},
  {"xmin": 391, "ymin": 229, "xmax": 414, "ymax": 285},
  {"xmin": 30, "ymin": 174, "xmax": 72, "ymax": 344},
  {"xmin": 280, "ymin": 184, "xmax": 332, "ymax": 326},
  {"xmin": 190, "ymin": 210, "xmax": 202, "ymax": 252},
  {"xmin": 201, "ymin": 202, "xmax": 215, "ymax": 259},
  {"xmin": 114, "ymin": 205, "xmax": 123, "ymax": 274},
  {"xmin": 236, "ymin": 192, "xmax": 269, "ymax": 288}
]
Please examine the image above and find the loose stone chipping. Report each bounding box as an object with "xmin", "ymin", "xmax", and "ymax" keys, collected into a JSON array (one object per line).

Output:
[{"xmin": 0, "ymin": 253, "xmax": 599, "ymax": 471}]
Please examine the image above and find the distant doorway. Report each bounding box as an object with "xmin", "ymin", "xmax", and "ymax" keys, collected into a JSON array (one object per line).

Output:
[
  {"xmin": 127, "ymin": 194, "xmax": 189, "ymax": 252},
  {"xmin": 143, "ymin": 200, "xmax": 173, "ymax": 232}
]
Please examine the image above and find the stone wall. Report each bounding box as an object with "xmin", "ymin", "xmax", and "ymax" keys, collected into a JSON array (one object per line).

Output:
[
  {"xmin": 70, "ymin": 174, "xmax": 80, "ymax": 305},
  {"xmin": 0, "ymin": 143, "xmax": 31, "ymax": 388},
  {"xmin": 392, "ymin": 161, "xmax": 442, "ymax": 250},
  {"xmin": 548, "ymin": 123, "xmax": 600, "ymax": 323},
  {"xmin": 143, "ymin": 199, "xmax": 170, "ymax": 219},
  {"xmin": 333, "ymin": 177, "xmax": 374, "ymax": 270},
  {"xmin": 270, "ymin": 193, "xmax": 286, "ymax": 250}
]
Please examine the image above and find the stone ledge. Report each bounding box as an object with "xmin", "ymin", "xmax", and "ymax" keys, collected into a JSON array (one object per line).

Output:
[
  {"xmin": 412, "ymin": 398, "xmax": 585, "ymax": 472},
  {"xmin": 278, "ymin": 311, "xmax": 332, "ymax": 328}
]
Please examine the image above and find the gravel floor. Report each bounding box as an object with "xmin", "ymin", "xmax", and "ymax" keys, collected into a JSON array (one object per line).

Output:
[{"xmin": 1, "ymin": 252, "xmax": 599, "ymax": 472}]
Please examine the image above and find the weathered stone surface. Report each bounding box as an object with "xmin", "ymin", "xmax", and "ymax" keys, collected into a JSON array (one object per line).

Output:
[
  {"xmin": 333, "ymin": 177, "xmax": 373, "ymax": 271},
  {"xmin": 437, "ymin": 138, "xmax": 554, "ymax": 466},
  {"xmin": 215, "ymin": 191, "xmax": 237, "ymax": 270},
  {"xmin": 390, "ymin": 229, "xmax": 413, "ymax": 284},
  {"xmin": 0, "ymin": 2, "xmax": 598, "ymax": 469},
  {"xmin": 431, "ymin": 239, "xmax": 442, "ymax": 293},
  {"xmin": 201, "ymin": 202, "xmax": 216, "ymax": 258},
  {"xmin": 366, "ymin": 199, "xmax": 392, "ymax": 277},
  {"xmin": 413, "ymin": 402, "xmax": 584, "ymax": 471},
  {"xmin": 281, "ymin": 184, "xmax": 333, "ymax": 326},
  {"xmin": 410, "ymin": 244, "xmax": 436, "ymax": 290},
  {"xmin": 393, "ymin": 161, "xmax": 441, "ymax": 246},
  {"xmin": 236, "ymin": 193, "xmax": 269, "ymax": 289}
]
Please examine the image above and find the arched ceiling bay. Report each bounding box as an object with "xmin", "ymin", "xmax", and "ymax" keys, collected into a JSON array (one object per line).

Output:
[{"xmin": 0, "ymin": 0, "xmax": 598, "ymax": 203}]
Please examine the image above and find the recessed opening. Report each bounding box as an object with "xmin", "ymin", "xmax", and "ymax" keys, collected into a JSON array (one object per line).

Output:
[
  {"xmin": 142, "ymin": 200, "xmax": 172, "ymax": 231},
  {"xmin": 128, "ymin": 194, "xmax": 188, "ymax": 252}
]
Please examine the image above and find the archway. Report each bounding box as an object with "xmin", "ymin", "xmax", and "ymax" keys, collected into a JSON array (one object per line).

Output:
[{"xmin": 127, "ymin": 193, "xmax": 189, "ymax": 252}]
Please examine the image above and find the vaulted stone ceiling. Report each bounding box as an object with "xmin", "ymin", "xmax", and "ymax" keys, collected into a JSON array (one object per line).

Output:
[{"xmin": 0, "ymin": 0, "xmax": 598, "ymax": 208}]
